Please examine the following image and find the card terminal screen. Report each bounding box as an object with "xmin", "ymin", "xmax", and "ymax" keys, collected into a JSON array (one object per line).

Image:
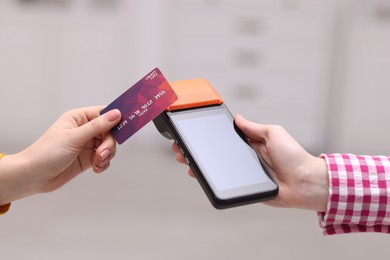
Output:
[{"xmin": 173, "ymin": 110, "xmax": 270, "ymax": 192}]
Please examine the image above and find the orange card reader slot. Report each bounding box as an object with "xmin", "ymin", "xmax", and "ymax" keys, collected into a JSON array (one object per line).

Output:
[{"xmin": 166, "ymin": 79, "xmax": 223, "ymax": 111}]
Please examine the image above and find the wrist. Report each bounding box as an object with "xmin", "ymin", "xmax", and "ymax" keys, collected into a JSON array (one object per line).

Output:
[
  {"xmin": 300, "ymin": 156, "xmax": 329, "ymax": 212},
  {"xmin": 0, "ymin": 152, "xmax": 38, "ymax": 204}
]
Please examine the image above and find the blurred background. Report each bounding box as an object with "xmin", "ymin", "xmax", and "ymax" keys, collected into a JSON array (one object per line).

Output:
[{"xmin": 1, "ymin": 0, "xmax": 390, "ymax": 259}]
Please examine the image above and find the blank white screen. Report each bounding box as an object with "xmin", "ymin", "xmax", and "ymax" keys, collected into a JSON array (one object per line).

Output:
[{"xmin": 175, "ymin": 113, "xmax": 268, "ymax": 192}]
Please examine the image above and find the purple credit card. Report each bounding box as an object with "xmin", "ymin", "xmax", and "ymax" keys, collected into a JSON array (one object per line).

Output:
[{"xmin": 101, "ymin": 68, "xmax": 178, "ymax": 144}]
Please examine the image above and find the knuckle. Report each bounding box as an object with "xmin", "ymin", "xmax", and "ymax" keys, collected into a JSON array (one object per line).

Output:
[{"xmin": 90, "ymin": 117, "xmax": 101, "ymax": 131}]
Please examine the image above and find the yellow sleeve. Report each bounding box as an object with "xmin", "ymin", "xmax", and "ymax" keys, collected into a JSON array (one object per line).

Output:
[
  {"xmin": 0, "ymin": 153, "xmax": 11, "ymax": 215},
  {"xmin": 0, "ymin": 203, "xmax": 11, "ymax": 215}
]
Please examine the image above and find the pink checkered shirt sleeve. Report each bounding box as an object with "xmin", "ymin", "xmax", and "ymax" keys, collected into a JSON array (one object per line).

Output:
[{"xmin": 318, "ymin": 154, "xmax": 390, "ymax": 235}]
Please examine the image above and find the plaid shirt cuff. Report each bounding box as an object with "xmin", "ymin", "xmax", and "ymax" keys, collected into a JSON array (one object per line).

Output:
[{"xmin": 317, "ymin": 154, "xmax": 390, "ymax": 235}]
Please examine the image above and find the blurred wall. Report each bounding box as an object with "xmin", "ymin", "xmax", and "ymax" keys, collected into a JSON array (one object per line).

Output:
[
  {"xmin": 326, "ymin": 0, "xmax": 390, "ymax": 155},
  {"xmin": 1, "ymin": 0, "xmax": 390, "ymax": 155},
  {"xmin": 1, "ymin": 1, "xmax": 390, "ymax": 260}
]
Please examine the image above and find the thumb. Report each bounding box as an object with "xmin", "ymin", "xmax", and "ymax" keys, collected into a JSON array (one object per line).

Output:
[
  {"xmin": 234, "ymin": 114, "xmax": 269, "ymax": 142},
  {"xmin": 76, "ymin": 109, "xmax": 121, "ymax": 143}
]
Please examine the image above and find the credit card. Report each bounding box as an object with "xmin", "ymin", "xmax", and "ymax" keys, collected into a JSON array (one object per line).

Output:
[{"xmin": 101, "ymin": 68, "xmax": 178, "ymax": 144}]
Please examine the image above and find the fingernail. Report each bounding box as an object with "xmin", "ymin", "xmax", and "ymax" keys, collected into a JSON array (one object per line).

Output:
[
  {"xmin": 94, "ymin": 166, "xmax": 104, "ymax": 174},
  {"xmin": 95, "ymin": 162, "xmax": 110, "ymax": 174},
  {"xmin": 100, "ymin": 149, "xmax": 110, "ymax": 161},
  {"xmin": 105, "ymin": 109, "xmax": 121, "ymax": 122}
]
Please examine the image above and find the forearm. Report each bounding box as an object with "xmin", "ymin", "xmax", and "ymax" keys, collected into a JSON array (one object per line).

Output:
[{"xmin": 0, "ymin": 152, "xmax": 37, "ymax": 205}]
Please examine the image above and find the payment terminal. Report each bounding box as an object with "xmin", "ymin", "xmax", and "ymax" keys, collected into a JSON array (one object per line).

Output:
[{"xmin": 153, "ymin": 79, "xmax": 278, "ymax": 209}]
